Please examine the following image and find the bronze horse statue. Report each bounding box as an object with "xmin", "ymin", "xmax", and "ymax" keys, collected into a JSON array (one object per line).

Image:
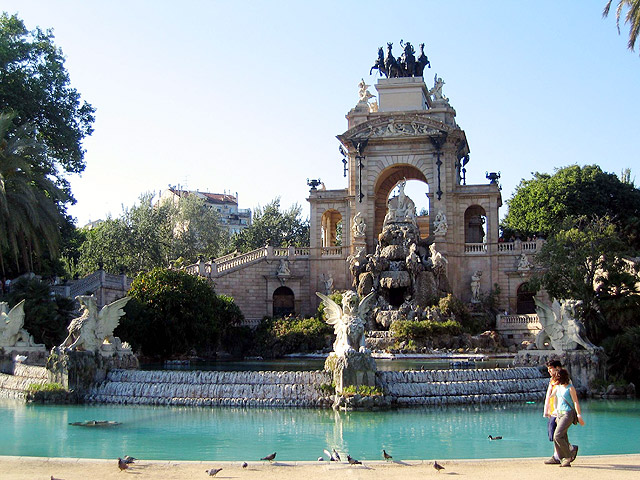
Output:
[
  {"xmin": 384, "ymin": 42, "xmax": 402, "ymax": 78},
  {"xmin": 415, "ymin": 43, "xmax": 431, "ymax": 76},
  {"xmin": 372, "ymin": 42, "xmax": 430, "ymax": 78},
  {"xmin": 370, "ymin": 46, "xmax": 387, "ymax": 77}
]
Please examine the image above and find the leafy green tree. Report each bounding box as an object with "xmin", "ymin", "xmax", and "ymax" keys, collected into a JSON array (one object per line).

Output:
[
  {"xmin": 3, "ymin": 276, "xmax": 75, "ymax": 348},
  {"xmin": 0, "ymin": 13, "xmax": 94, "ymax": 182},
  {"xmin": 501, "ymin": 165, "xmax": 640, "ymax": 249},
  {"xmin": 530, "ymin": 216, "xmax": 638, "ymax": 344},
  {"xmin": 0, "ymin": 113, "xmax": 64, "ymax": 275},
  {"xmin": 116, "ymin": 268, "xmax": 243, "ymax": 359},
  {"xmin": 603, "ymin": 0, "xmax": 640, "ymax": 55},
  {"xmin": 231, "ymin": 198, "xmax": 309, "ymax": 252},
  {"xmin": 167, "ymin": 193, "xmax": 229, "ymax": 261},
  {"xmin": 76, "ymin": 192, "xmax": 230, "ymax": 277},
  {"xmin": 1, "ymin": 13, "xmax": 94, "ymax": 277}
]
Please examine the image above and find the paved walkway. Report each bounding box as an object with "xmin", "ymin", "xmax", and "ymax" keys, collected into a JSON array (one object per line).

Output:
[{"xmin": 1, "ymin": 454, "xmax": 639, "ymax": 479}]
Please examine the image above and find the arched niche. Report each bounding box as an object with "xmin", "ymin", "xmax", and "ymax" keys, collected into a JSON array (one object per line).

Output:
[
  {"xmin": 516, "ymin": 282, "xmax": 536, "ymax": 314},
  {"xmin": 373, "ymin": 164, "xmax": 429, "ymax": 238},
  {"xmin": 321, "ymin": 209, "xmax": 342, "ymax": 247},
  {"xmin": 272, "ymin": 286, "xmax": 295, "ymax": 318},
  {"xmin": 464, "ymin": 205, "xmax": 487, "ymax": 244}
]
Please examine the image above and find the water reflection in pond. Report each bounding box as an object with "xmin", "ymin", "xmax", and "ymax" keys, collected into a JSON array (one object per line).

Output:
[{"xmin": 1, "ymin": 398, "xmax": 638, "ymax": 461}]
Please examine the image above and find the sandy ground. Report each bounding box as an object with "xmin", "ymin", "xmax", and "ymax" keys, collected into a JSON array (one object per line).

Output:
[{"xmin": 1, "ymin": 455, "xmax": 639, "ymax": 480}]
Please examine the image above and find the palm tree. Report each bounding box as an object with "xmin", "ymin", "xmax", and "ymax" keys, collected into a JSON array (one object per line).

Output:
[
  {"xmin": 603, "ymin": 0, "xmax": 640, "ymax": 55},
  {"xmin": 0, "ymin": 112, "xmax": 62, "ymax": 274}
]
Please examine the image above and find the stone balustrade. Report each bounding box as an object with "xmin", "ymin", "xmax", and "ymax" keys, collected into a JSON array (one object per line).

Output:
[{"xmin": 496, "ymin": 314, "xmax": 541, "ymax": 331}]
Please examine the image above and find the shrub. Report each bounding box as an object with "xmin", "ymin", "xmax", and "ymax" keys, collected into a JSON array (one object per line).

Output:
[
  {"xmin": 26, "ymin": 382, "xmax": 66, "ymax": 393},
  {"xmin": 602, "ymin": 326, "xmax": 640, "ymax": 388},
  {"xmin": 251, "ymin": 316, "xmax": 332, "ymax": 358},
  {"xmin": 116, "ymin": 268, "xmax": 243, "ymax": 359},
  {"xmin": 341, "ymin": 385, "xmax": 383, "ymax": 397},
  {"xmin": 390, "ymin": 318, "xmax": 462, "ymax": 341}
]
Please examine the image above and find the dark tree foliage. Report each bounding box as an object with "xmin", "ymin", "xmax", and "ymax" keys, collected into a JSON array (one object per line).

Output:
[
  {"xmin": 0, "ymin": 13, "xmax": 95, "ymax": 181},
  {"xmin": 3, "ymin": 276, "xmax": 75, "ymax": 348},
  {"xmin": 501, "ymin": 165, "xmax": 640, "ymax": 250},
  {"xmin": 530, "ymin": 216, "xmax": 639, "ymax": 345},
  {"xmin": 116, "ymin": 268, "xmax": 243, "ymax": 359}
]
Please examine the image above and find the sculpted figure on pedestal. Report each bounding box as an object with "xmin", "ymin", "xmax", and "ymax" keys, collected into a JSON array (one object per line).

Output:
[
  {"xmin": 59, "ymin": 295, "xmax": 130, "ymax": 353},
  {"xmin": 433, "ymin": 210, "xmax": 448, "ymax": 235},
  {"xmin": 316, "ymin": 290, "xmax": 377, "ymax": 355}
]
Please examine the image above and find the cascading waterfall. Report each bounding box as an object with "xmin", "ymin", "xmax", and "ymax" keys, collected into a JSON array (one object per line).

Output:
[
  {"xmin": 86, "ymin": 369, "xmax": 334, "ymax": 408},
  {"xmin": 377, "ymin": 367, "xmax": 547, "ymax": 405},
  {"xmin": 84, "ymin": 366, "xmax": 547, "ymax": 408}
]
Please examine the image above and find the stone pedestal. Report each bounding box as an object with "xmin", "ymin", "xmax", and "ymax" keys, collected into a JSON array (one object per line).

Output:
[
  {"xmin": 47, "ymin": 349, "xmax": 139, "ymax": 394},
  {"xmin": 513, "ymin": 349, "xmax": 606, "ymax": 394},
  {"xmin": 324, "ymin": 351, "xmax": 376, "ymax": 394}
]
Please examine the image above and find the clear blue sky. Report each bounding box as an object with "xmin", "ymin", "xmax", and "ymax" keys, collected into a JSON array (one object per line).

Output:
[{"xmin": 4, "ymin": 1, "xmax": 639, "ymax": 226}]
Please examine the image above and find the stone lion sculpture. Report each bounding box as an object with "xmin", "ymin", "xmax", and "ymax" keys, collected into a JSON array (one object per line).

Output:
[
  {"xmin": 59, "ymin": 295, "xmax": 130, "ymax": 353},
  {"xmin": 534, "ymin": 298, "xmax": 596, "ymax": 351},
  {"xmin": 316, "ymin": 290, "xmax": 377, "ymax": 356}
]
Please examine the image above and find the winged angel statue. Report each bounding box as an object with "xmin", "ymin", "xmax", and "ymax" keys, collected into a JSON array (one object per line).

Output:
[
  {"xmin": 534, "ymin": 298, "xmax": 596, "ymax": 351},
  {"xmin": 0, "ymin": 299, "xmax": 30, "ymax": 347},
  {"xmin": 316, "ymin": 291, "xmax": 377, "ymax": 355},
  {"xmin": 59, "ymin": 295, "xmax": 130, "ymax": 353}
]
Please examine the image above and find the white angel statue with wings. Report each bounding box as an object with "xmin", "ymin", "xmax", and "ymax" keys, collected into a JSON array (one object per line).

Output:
[{"xmin": 316, "ymin": 290, "xmax": 377, "ymax": 355}]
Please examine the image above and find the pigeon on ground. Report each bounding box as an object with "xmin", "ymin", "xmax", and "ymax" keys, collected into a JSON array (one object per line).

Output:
[
  {"xmin": 241, "ymin": 462, "xmax": 248, "ymax": 468},
  {"xmin": 318, "ymin": 456, "xmax": 324, "ymax": 461},
  {"xmin": 117, "ymin": 458, "xmax": 129, "ymax": 471},
  {"xmin": 433, "ymin": 460, "xmax": 445, "ymax": 472},
  {"xmin": 332, "ymin": 448, "xmax": 341, "ymax": 461},
  {"xmin": 347, "ymin": 455, "xmax": 362, "ymax": 465},
  {"xmin": 123, "ymin": 456, "xmax": 136, "ymax": 464},
  {"xmin": 261, "ymin": 452, "xmax": 276, "ymax": 462},
  {"xmin": 205, "ymin": 468, "xmax": 222, "ymax": 476},
  {"xmin": 51, "ymin": 476, "xmax": 64, "ymax": 480},
  {"xmin": 383, "ymin": 449, "xmax": 393, "ymax": 461},
  {"xmin": 488, "ymin": 435, "xmax": 503, "ymax": 440}
]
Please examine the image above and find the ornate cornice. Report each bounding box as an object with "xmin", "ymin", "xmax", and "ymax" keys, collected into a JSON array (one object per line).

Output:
[{"xmin": 338, "ymin": 113, "xmax": 457, "ymax": 144}]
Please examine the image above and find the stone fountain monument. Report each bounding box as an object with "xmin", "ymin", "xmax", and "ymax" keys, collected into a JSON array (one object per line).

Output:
[{"xmin": 349, "ymin": 179, "xmax": 451, "ymax": 330}]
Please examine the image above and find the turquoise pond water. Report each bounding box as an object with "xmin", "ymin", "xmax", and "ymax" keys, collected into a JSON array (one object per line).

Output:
[{"xmin": 1, "ymin": 399, "xmax": 638, "ymax": 461}]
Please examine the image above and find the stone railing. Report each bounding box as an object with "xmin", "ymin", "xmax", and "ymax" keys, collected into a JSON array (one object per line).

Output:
[
  {"xmin": 464, "ymin": 239, "xmax": 544, "ymax": 255},
  {"xmin": 181, "ymin": 245, "xmax": 336, "ymax": 279},
  {"xmin": 464, "ymin": 243, "xmax": 487, "ymax": 254},
  {"xmin": 321, "ymin": 246, "xmax": 343, "ymax": 257},
  {"xmin": 496, "ymin": 313, "xmax": 541, "ymax": 331}
]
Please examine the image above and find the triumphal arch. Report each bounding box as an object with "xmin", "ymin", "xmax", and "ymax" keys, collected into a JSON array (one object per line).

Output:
[{"xmin": 190, "ymin": 43, "xmax": 541, "ymax": 342}]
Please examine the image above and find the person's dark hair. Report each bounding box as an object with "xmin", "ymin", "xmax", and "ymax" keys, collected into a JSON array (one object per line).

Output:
[
  {"xmin": 556, "ymin": 368, "xmax": 570, "ymax": 385},
  {"xmin": 546, "ymin": 359, "xmax": 562, "ymax": 368}
]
